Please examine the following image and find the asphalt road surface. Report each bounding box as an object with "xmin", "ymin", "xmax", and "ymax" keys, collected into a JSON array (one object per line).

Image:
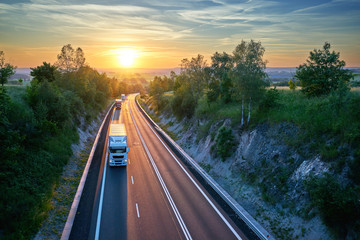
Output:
[{"xmin": 70, "ymin": 94, "xmax": 248, "ymax": 240}]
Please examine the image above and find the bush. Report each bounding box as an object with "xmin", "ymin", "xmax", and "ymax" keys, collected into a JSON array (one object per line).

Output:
[
  {"xmin": 215, "ymin": 125, "xmax": 236, "ymax": 161},
  {"xmin": 306, "ymin": 174, "xmax": 360, "ymax": 237},
  {"xmin": 258, "ymin": 88, "xmax": 280, "ymax": 112}
]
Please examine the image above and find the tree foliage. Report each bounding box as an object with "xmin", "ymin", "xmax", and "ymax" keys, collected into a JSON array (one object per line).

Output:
[
  {"xmin": 231, "ymin": 40, "xmax": 269, "ymax": 125},
  {"xmin": 56, "ymin": 44, "xmax": 86, "ymax": 72},
  {"xmin": 295, "ymin": 42, "xmax": 353, "ymax": 97},
  {"xmin": 148, "ymin": 40, "xmax": 269, "ymax": 124},
  {"xmin": 209, "ymin": 51, "xmax": 233, "ymax": 103},
  {"xmin": 0, "ymin": 51, "xmax": 16, "ymax": 87},
  {"xmin": 30, "ymin": 62, "xmax": 59, "ymax": 83}
]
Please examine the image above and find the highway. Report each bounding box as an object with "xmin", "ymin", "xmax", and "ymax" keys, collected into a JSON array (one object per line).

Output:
[{"xmin": 70, "ymin": 94, "xmax": 248, "ymax": 240}]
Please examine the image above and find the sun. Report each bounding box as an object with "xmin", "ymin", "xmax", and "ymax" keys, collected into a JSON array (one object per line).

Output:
[{"xmin": 118, "ymin": 49, "xmax": 136, "ymax": 67}]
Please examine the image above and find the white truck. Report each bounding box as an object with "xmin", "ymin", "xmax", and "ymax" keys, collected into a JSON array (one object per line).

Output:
[
  {"xmin": 115, "ymin": 99, "xmax": 122, "ymax": 109},
  {"xmin": 121, "ymin": 94, "xmax": 126, "ymax": 101},
  {"xmin": 108, "ymin": 123, "xmax": 129, "ymax": 166}
]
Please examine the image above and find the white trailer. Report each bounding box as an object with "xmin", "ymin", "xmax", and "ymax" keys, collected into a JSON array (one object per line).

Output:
[{"xmin": 108, "ymin": 123, "xmax": 129, "ymax": 166}]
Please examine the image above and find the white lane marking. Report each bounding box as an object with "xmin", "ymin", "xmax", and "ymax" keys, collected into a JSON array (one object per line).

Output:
[
  {"xmin": 136, "ymin": 203, "xmax": 140, "ymax": 218},
  {"xmin": 120, "ymin": 106, "xmax": 123, "ymax": 123},
  {"xmin": 133, "ymin": 97, "xmax": 242, "ymax": 240},
  {"xmin": 128, "ymin": 158, "xmax": 131, "ymax": 165},
  {"xmin": 129, "ymin": 98, "xmax": 192, "ymax": 240},
  {"xmin": 131, "ymin": 176, "xmax": 134, "ymax": 185},
  {"xmin": 95, "ymin": 148, "xmax": 109, "ymax": 240},
  {"xmin": 112, "ymin": 108, "xmax": 116, "ymax": 121}
]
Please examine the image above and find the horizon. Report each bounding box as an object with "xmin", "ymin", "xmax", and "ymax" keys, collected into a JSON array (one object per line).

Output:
[{"xmin": 1, "ymin": 0, "xmax": 360, "ymax": 69}]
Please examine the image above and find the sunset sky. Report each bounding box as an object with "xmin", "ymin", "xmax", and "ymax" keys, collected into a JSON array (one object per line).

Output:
[{"xmin": 0, "ymin": 0, "xmax": 359, "ymax": 69}]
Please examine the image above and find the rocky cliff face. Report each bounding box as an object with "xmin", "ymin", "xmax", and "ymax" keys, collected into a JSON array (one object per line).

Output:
[{"xmin": 159, "ymin": 115, "xmax": 332, "ymax": 239}]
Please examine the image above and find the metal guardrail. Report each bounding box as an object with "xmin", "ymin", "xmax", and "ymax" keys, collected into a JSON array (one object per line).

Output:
[{"xmin": 135, "ymin": 96, "xmax": 274, "ymax": 240}]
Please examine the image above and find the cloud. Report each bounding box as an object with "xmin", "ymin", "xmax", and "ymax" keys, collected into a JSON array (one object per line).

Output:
[{"xmin": 0, "ymin": 0, "xmax": 359, "ymax": 67}]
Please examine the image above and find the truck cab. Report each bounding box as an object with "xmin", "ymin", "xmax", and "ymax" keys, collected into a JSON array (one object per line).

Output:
[{"xmin": 108, "ymin": 124, "xmax": 129, "ymax": 166}]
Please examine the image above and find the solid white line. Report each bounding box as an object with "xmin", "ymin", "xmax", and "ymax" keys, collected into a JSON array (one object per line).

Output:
[
  {"xmin": 131, "ymin": 176, "xmax": 134, "ymax": 185},
  {"xmin": 135, "ymin": 98, "xmax": 242, "ymax": 240},
  {"xmin": 61, "ymin": 103, "xmax": 114, "ymax": 240},
  {"xmin": 129, "ymin": 98, "xmax": 192, "ymax": 240},
  {"xmin": 120, "ymin": 107, "xmax": 123, "ymax": 123},
  {"xmin": 112, "ymin": 108, "xmax": 116, "ymax": 121},
  {"xmin": 94, "ymin": 144, "xmax": 109, "ymax": 240},
  {"xmin": 136, "ymin": 203, "xmax": 140, "ymax": 218}
]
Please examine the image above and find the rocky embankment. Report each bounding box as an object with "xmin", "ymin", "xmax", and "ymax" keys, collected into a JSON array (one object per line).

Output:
[{"xmin": 149, "ymin": 107, "xmax": 333, "ymax": 239}]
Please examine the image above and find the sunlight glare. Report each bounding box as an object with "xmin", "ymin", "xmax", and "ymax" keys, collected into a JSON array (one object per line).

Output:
[{"xmin": 118, "ymin": 49, "xmax": 136, "ymax": 67}]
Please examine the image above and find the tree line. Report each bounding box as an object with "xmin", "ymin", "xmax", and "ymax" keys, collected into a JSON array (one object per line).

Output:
[
  {"xmin": 0, "ymin": 44, "xmax": 143, "ymax": 239},
  {"xmin": 148, "ymin": 41, "xmax": 354, "ymax": 125}
]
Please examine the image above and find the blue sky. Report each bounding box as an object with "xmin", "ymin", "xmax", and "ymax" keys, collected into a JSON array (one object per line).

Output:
[{"xmin": 0, "ymin": 0, "xmax": 359, "ymax": 68}]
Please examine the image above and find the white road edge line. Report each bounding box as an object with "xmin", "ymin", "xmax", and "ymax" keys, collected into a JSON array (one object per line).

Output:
[
  {"xmin": 136, "ymin": 203, "xmax": 140, "ymax": 218},
  {"xmin": 134, "ymin": 97, "xmax": 242, "ymax": 240},
  {"xmin": 94, "ymin": 134, "xmax": 110, "ymax": 240},
  {"xmin": 129, "ymin": 99, "xmax": 192, "ymax": 240},
  {"xmin": 131, "ymin": 176, "xmax": 134, "ymax": 184}
]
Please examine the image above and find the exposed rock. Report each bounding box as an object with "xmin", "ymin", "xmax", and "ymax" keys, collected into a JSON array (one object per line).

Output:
[
  {"xmin": 156, "ymin": 113, "xmax": 333, "ymax": 239},
  {"xmin": 291, "ymin": 156, "xmax": 329, "ymax": 182}
]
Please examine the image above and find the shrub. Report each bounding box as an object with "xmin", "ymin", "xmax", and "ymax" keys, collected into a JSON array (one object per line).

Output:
[
  {"xmin": 258, "ymin": 88, "xmax": 280, "ymax": 112},
  {"xmin": 215, "ymin": 125, "xmax": 236, "ymax": 161},
  {"xmin": 305, "ymin": 174, "xmax": 360, "ymax": 237}
]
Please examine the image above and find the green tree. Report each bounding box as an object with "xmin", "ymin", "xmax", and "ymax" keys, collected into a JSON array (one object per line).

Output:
[
  {"xmin": 171, "ymin": 74, "xmax": 196, "ymax": 119},
  {"xmin": 30, "ymin": 62, "xmax": 59, "ymax": 83},
  {"xmin": 210, "ymin": 51, "xmax": 233, "ymax": 103},
  {"xmin": 231, "ymin": 40, "xmax": 268, "ymax": 126},
  {"xmin": 0, "ymin": 51, "xmax": 16, "ymax": 87},
  {"xmin": 180, "ymin": 54, "xmax": 208, "ymax": 104},
  {"xmin": 295, "ymin": 42, "xmax": 353, "ymax": 97},
  {"xmin": 288, "ymin": 79, "xmax": 297, "ymax": 90},
  {"xmin": 56, "ymin": 44, "xmax": 86, "ymax": 72}
]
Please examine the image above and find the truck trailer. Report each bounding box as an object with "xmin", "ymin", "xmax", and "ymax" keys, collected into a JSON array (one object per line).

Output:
[{"xmin": 108, "ymin": 123, "xmax": 129, "ymax": 166}]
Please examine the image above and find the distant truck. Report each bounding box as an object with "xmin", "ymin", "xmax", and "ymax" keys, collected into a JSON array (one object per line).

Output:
[
  {"xmin": 115, "ymin": 99, "xmax": 122, "ymax": 109},
  {"xmin": 121, "ymin": 94, "xmax": 126, "ymax": 101},
  {"xmin": 108, "ymin": 123, "xmax": 129, "ymax": 166}
]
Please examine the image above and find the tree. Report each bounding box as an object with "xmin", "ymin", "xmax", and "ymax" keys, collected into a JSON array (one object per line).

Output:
[
  {"xmin": 0, "ymin": 51, "xmax": 16, "ymax": 87},
  {"xmin": 288, "ymin": 79, "xmax": 297, "ymax": 90},
  {"xmin": 295, "ymin": 42, "xmax": 353, "ymax": 97},
  {"xmin": 30, "ymin": 62, "xmax": 59, "ymax": 83},
  {"xmin": 180, "ymin": 54, "xmax": 208, "ymax": 104},
  {"xmin": 56, "ymin": 44, "xmax": 86, "ymax": 72},
  {"xmin": 210, "ymin": 51, "xmax": 233, "ymax": 103},
  {"xmin": 231, "ymin": 40, "xmax": 268, "ymax": 126}
]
